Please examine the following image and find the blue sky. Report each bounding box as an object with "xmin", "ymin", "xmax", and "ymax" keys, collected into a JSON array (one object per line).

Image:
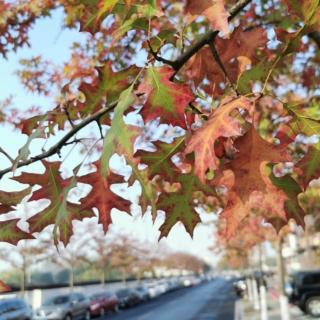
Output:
[{"xmin": 0, "ymin": 8, "xmax": 218, "ymax": 266}]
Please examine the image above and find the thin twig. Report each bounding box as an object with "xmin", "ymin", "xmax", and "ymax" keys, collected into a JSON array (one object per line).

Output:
[
  {"xmin": 208, "ymin": 41, "xmax": 238, "ymax": 94},
  {"xmin": 96, "ymin": 119, "xmax": 104, "ymax": 139},
  {"xmin": 147, "ymin": 40, "xmax": 177, "ymax": 67},
  {"xmin": 0, "ymin": 147, "xmax": 14, "ymax": 163}
]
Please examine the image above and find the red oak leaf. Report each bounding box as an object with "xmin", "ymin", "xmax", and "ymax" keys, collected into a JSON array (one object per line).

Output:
[
  {"xmin": 78, "ymin": 161, "xmax": 131, "ymax": 233},
  {"xmin": 186, "ymin": 26, "xmax": 267, "ymax": 96},
  {"xmin": 138, "ymin": 66, "xmax": 194, "ymax": 128},
  {"xmin": 185, "ymin": 96, "xmax": 253, "ymax": 182},
  {"xmin": 13, "ymin": 161, "xmax": 94, "ymax": 246}
]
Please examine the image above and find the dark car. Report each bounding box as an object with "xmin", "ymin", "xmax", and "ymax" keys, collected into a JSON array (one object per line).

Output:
[
  {"xmin": 0, "ymin": 297, "xmax": 32, "ymax": 320},
  {"xmin": 89, "ymin": 292, "xmax": 119, "ymax": 317},
  {"xmin": 233, "ymin": 277, "xmax": 247, "ymax": 298},
  {"xmin": 288, "ymin": 271, "xmax": 320, "ymax": 317},
  {"xmin": 116, "ymin": 288, "xmax": 141, "ymax": 308},
  {"xmin": 33, "ymin": 293, "xmax": 91, "ymax": 320}
]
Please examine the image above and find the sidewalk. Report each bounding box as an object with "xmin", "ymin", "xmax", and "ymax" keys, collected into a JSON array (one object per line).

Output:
[{"xmin": 236, "ymin": 288, "xmax": 312, "ymax": 320}]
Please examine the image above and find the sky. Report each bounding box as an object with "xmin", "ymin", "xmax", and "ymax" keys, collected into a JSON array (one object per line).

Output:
[{"xmin": 0, "ymin": 8, "xmax": 219, "ymax": 267}]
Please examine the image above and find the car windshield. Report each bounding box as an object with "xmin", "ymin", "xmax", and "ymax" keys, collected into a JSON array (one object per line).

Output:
[{"xmin": 44, "ymin": 295, "xmax": 70, "ymax": 306}]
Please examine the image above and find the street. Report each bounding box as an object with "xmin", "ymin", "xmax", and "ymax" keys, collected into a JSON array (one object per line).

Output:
[{"xmin": 104, "ymin": 278, "xmax": 237, "ymax": 320}]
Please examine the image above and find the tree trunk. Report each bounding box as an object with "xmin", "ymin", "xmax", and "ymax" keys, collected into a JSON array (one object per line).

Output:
[
  {"xmin": 69, "ymin": 266, "xmax": 74, "ymax": 292},
  {"xmin": 122, "ymin": 270, "xmax": 127, "ymax": 286},
  {"xmin": 101, "ymin": 267, "xmax": 106, "ymax": 288},
  {"xmin": 21, "ymin": 268, "xmax": 26, "ymax": 294},
  {"xmin": 21, "ymin": 258, "xmax": 27, "ymax": 296}
]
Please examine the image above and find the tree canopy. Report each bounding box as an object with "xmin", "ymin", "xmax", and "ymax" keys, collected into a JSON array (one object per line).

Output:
[{"xmin": 0, "ymin": 0, "xmax": 320, "ymax": 249}]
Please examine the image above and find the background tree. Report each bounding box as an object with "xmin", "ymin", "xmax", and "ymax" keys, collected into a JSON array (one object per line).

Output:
[
  {"xmin": 108, "ymin": 235, "xmax": 139, "ymax": 285},
  {"xmin": 0, "ymin": 237, "xmax": 50, "ymax": 293}
]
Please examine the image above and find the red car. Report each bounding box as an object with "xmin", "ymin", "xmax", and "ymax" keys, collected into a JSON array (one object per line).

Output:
[{"xmin": 89, "ymin": 292, "xmax": 119, "ymax": 317}]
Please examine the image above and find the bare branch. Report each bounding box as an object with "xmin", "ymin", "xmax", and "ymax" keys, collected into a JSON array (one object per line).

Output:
[
  {"xmin": 170, "ymin": 0, "xmax": 253, "ymax": 74},
  {"xmin": 0, "ymin": 100, "xmax": 118, "ymax": 180}
]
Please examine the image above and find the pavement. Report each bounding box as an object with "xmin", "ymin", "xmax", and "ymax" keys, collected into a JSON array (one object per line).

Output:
[
  {"xmin": 236, "ymin": 287, "xmax": 314, "ymax": 320},
  {"xmin": 104, "ymin": 277, "xmax": 238, "ymax": 320}
]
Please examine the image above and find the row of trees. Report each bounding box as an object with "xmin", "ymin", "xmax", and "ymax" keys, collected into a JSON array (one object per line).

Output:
[{"xmin": 0, "ymin": 222, "xmax": 209, "ymax": 292}]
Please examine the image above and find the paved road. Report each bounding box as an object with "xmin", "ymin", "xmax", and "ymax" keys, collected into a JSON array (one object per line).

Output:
[{"xmin": 104, "ymin": 278, "xmax": 238, "ymax": 320}]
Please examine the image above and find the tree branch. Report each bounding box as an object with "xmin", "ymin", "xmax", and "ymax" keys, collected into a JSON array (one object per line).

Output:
[
  {"xmin": 147, "ymin": 40, "xmax": 177, "ymax": 68},
  {"xmin": 0, "ymin": 100, "xmax": 118, "ymax": 180},
  {"xmin": 0, "ymin": 0, "xmax": 253, "ymax": 181},
  {"xmin": 170, "ymin": 0, "xmax": 253, "ymax": 74}
]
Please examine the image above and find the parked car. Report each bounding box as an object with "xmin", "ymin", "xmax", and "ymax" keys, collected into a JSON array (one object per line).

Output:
[
  {"xmin": 0, "ymin": 297, "xmax": 32, "ymax": 320},
  {"xmin": 288, "ymin": 270, "xmax": 320, "ymax": 317},
  {"xmin": 116, "ymin": 288, "xmax": 141, "ymax": 308},
  {"xmin": 146, "ymin": 282, "xmax": 163, "ymax": 298},
  {"xmin": 89, "ymin": 292, "xmax": 119, "ymax": 317},
  {"xmin": 33, "ymin": 293, "xmax": 91, "ymax": 320},
  {"xmin": 167, "ymin": 279, "xmax": 182, "ymax": 292},
  {"xmin": 135, "ymin": 285, "xmax": 150, "ymax": 301}
]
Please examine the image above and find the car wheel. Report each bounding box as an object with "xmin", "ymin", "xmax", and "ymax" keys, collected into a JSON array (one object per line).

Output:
[
  {"xmin": 64, "ymin": 315, "xmax": 72, "ymax": 320},
  {"xmin": 306, "ymin": 297, "xmax": 320, "ymax": 317},
  {"xmin": 84, "ymin": 310, "xmax": 91, "ymax": 320}
]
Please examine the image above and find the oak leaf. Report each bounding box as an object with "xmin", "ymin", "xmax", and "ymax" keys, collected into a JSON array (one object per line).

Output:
[
  {"xmin": 78, "ymin": 63, "xmax": 139, "ymax": 116},
  {"xmin": 0, "ymin": 219, "xmax": 34, "ymax": 245},
  {"xmin": 0, "ymin": 187, "xmax": 31, "ymax": 214},
  {"xmin": 158, "ymin": 173, "xmax": 216, "ymax": 237},
  {"xmin": 138, "ymin": 66, "xmax": 194, "ymax": 128},
  {"xmin": 185, "ymin": 0, "xmax": 229, "ymax": 36},
  {"xmin": 13, "ymin": 161, "xmax": 94, "ymax": 245},
  {"xmin": 185, "ymin": 97, "xmax": 253, "ymax": 182},
  {"xmin": 218, "ymin": 128, "xmax": 293, "ymax": 237},
  {"xmin": 135, "ymin": 137, "xmax": 185, "ymax": 182},
  {"xmin": 229, "ymin": 127, "xmax": 291, "ymax": 202},
  {"xmin": 78, "ymin": 161, "xmax": 131, "ymax": 233},
  {"xmin": 296, "ymin": 146, "xmax": 320, "ymax": 189},
  {"xmin": 186, "ymin": 26, "xmax": 267, "ymax": 95}
]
